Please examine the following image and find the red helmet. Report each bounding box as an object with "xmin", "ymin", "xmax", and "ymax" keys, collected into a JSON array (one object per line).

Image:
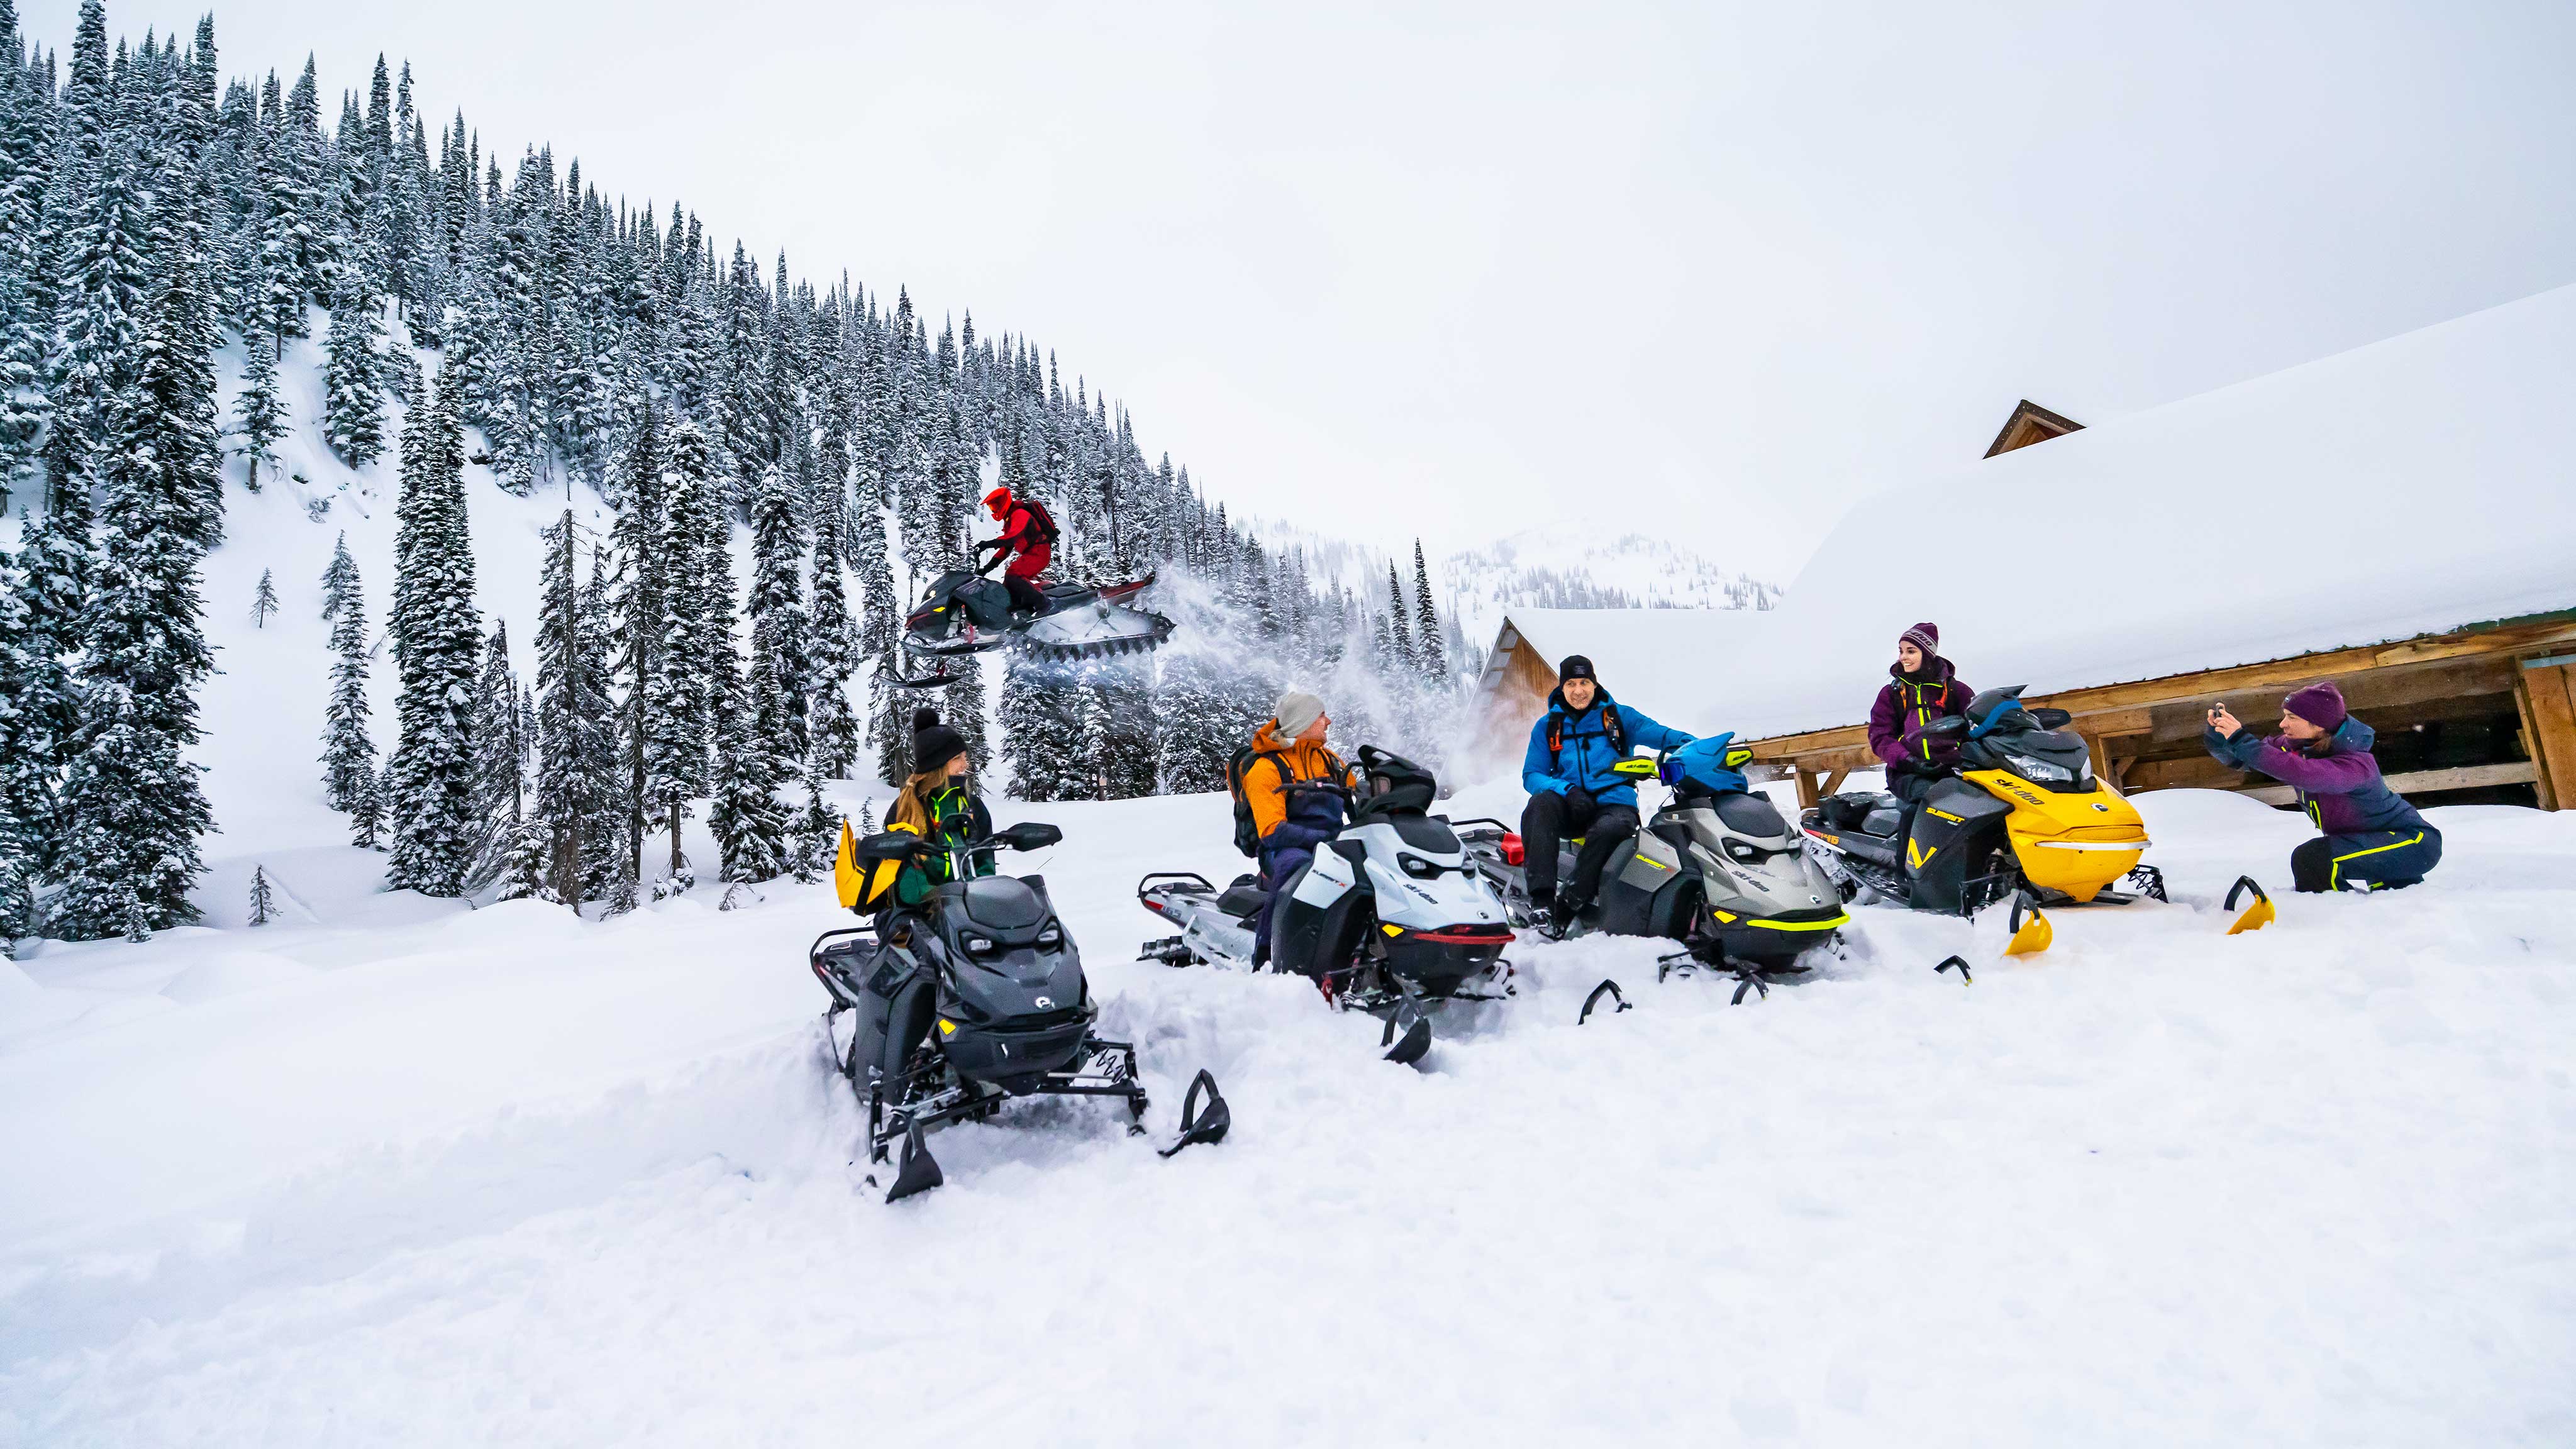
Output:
[{"xmin": 984, "ymin": 486, "xmax": 1013, "ymax": 519}]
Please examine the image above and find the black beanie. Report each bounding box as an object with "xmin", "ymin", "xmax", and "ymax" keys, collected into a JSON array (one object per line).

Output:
[
  {"xmin": 911, "ymin": 707, "xmax": 967, "ymax": 777},
  {"xmin": 1558, "ymin": 655, "xmax": 1597, "ymax": 684}
]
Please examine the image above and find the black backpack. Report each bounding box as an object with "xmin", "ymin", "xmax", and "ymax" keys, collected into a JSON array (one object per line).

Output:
[
  {"xmin": 1226, "ymin": 746, "xmax": 1285, "ymax": 858},
  {"xmin": 1225, "ymin": 743, "xmax": 1345, "ymax": 858},
  {"xmin": 1545, "ymin": 704, "xmax": 1626, "ymax": 770}
]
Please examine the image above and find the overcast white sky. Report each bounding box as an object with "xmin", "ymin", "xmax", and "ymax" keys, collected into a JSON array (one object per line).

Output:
[{"xmin": 31, "ymin": 1, "xmax": 2576, "ymax": 570}]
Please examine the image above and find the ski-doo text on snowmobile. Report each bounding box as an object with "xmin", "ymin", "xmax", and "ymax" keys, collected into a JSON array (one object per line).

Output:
[
  {"xmin": 814, "ymin": 821, "xmax": 1227, "ymax": 1201},
  {"xmin": 1137, "ymin": 746, "xmax": 1518, "ymax": 1065},
  {"xmin": 1799, "ymin": 686, "xmax": 2162, "ymax": 919}
]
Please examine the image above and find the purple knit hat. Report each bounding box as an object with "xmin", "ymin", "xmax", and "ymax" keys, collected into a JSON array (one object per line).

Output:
[
  {"xmin": 1900, "ymin": 622, "xmax": 1939, "ymax": 655},
  {"xmin": 2282, "ymin": 680, "xmax": 2348, "ymax": 731}
]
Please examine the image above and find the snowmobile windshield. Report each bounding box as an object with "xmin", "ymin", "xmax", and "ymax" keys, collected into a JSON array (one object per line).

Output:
[
  {"xmin": 1711, "ymin": 791, "xmax": 1789, "ymax": 840},
  {"xmin": 1965, "ymin": 726, "xmax": 2094, "ymax": 792},
  {"xmin": 1391, "ymin": 814, "xmax": 1461, "ymax": 854}
]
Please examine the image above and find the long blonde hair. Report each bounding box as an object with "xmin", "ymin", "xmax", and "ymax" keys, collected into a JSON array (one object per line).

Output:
[{"xmin": 889, "ymin": 767, "xmax": 952, "ymax": 833}]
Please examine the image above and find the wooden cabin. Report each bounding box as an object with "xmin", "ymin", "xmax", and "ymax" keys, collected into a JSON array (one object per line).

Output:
[{"xmin": 1469, "ymin": 287, "xmax": 2576, "ymax": 812}]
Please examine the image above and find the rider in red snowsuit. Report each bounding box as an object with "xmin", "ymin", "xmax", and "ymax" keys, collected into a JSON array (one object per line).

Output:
[{"xmin": 975, "ymin": 486, "xmax": 1053, "ymax": 615}]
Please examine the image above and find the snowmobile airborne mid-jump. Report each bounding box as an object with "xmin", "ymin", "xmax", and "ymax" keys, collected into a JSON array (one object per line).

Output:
[{"xmin": 880, "ymin": 563, "xmax": 1178, "ymax": 689}]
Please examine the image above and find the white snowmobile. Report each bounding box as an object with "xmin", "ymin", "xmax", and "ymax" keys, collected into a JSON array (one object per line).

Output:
[
  {"xmin": 813, "ymin": 820, "xmax": 1230, "ymax": 1202},
  {"xmin": 1137, "ymin": 747, "xmax": 1526, "ymax": 1065},
  {"xmin": 882, "ymin": 563, "xmax": 1177, "ymax": 689},
  {"xmin": 1456, "ymin": 735, "xmax": 1850, "ymax": 1002}
]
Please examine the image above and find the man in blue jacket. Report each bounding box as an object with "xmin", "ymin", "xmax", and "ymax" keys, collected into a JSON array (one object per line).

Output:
[{"xmin": 1520, "ymin": 655, "xmax": 1693, "ymax": 937}]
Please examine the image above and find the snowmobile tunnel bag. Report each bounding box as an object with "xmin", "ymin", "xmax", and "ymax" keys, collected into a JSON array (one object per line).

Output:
[{"xmin": 959, "ymin": 577, "xmax": 1016, "ymax": 628}]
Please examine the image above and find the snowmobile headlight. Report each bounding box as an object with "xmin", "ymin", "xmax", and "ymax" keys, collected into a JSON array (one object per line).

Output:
[
  {"xmin": 1724, "ymin": 840, "xmax": 1765, "ymax": 865},
  {"xmin": 960, "ymin": 932, "xmax": 999, "ymax": 956},
  {"xmin": 1035, "ymin": 924, "xmax": 1064, "ymax": 950},
  {"xmin": 2006, "ymin": 753, "xmax": 2074, "ymax": 784},
  {"xmin": 1398, "ymin": 853, "xmax": 1442, "ymax": 879}
]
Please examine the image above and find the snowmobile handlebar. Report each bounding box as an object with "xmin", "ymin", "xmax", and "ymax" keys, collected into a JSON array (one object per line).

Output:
[{"xmin": 853, "ymin": 822, "xmax": 1063, "ymax": 865}]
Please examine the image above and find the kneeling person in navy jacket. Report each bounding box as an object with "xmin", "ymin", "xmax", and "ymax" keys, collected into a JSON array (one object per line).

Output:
[{"xmin": 2204, "ymin": 681, "xmax": 2441, "ymax": 893}]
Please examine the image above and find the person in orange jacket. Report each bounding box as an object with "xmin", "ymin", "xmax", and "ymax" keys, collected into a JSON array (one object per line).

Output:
[
  {"xmin": 1243, "ymin": 690, "xmax": 1356, "ymax": 967},
  {"xmin": 974, "ymin": 486, "xmax": 1056, "ymax": 616}
]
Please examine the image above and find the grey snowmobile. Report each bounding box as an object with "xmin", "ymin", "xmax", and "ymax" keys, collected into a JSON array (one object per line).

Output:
[
  {"xmin": 1138, "ymin": 747, "xmax": 1526, "ymax": 1065},
  {"xmin": 1457, "ymin": 735, "xmax": 1850, "ymax": 1002},
  {"xmin": 882, "ymin": 565, "xmax": 1176, "ymax": 688},
  {"xmin": 811, "ymin": 821, "xmax": 1229, "ymax": 1202}
]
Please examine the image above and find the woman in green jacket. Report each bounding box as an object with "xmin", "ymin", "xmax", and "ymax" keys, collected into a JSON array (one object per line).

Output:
[{"xmin": 886, "ymin": 707, "xmax": 995, "ymax": 908}]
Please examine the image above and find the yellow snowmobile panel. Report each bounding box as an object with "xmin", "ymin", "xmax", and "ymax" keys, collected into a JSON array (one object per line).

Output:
[{"xmin": 1960, "ymin": 769, "xmax": 2150, "ymax": 904}]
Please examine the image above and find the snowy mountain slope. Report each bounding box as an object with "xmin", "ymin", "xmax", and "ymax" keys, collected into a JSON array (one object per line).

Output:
[
  {"xmin": 1437, "ymin": 524, "xmax": 1781, "ymax": 651},
  {"xmin": 4, "ymin": 778, "xmax": 2573, "ymax": 1445},
  {"xmin": 1229, "ymin": 515, "xmax": 1782, "ymax": 664}
]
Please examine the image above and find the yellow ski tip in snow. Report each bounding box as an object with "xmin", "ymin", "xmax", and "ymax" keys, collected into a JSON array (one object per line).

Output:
[
  {"xmin": 2006, "ymin": 891, "xmax": 2053, "ymax": 956},
  {"xmin": 2225, "ymin": 875, "xmax": 2275, "ymax": 935}
]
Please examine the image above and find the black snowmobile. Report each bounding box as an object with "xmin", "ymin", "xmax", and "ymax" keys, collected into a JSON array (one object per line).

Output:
[
  {"xmin": 1138, "ymin": 747, "xmax": 1521, "ymax": 1065},
  {"xmin": 811, "ymin": 821, "xmax": 1229, "ymax": 1202},
  {"xmin": 882, "ymin": 563, "xmax": 1177, "ymax": 688}
]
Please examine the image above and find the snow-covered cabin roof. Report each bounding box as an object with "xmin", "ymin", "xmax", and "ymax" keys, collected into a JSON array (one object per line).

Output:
[{"xmin": 1496, "ymin": 284, "xmax": 2576, "ymax": 743}]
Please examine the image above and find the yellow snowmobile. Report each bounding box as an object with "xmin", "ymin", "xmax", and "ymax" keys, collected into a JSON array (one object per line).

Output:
[{"xmin": 1799, "ymin": 686, "xmax": 2161, "ymax": 948}]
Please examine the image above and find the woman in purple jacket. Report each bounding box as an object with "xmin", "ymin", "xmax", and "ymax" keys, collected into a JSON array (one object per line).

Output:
[
  {"xmin": 2204, "ymin": 681, "xmax": 2441, "ymax": 892},
  {"xmin": 1868, "ymin": 622, "xmax": 1974, "ymax": 808}
]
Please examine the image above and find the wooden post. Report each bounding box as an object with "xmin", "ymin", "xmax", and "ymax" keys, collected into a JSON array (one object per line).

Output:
[
  {"xmin": 1794, "ymin": 768, "xmax": 1819, "ymax": 811},
  {"xmin": 1819, "ymin": 769, "xmax": 1849, "ymax": 799},
  {"xmin": 2083, "ymin": 733, "xmax": 2123, "ymax": 796},
  {"xmin": 2519, "ymin": 659, "xmax": 2576, "ymax": 813}
]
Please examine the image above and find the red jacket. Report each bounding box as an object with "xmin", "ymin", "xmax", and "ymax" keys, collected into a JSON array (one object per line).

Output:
[{"xmin": 991, "ymin": 503, "xmax": 1052, "ymax": 579}]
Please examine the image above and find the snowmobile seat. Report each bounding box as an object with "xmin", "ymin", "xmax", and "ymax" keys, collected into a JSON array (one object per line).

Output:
[
  {"xmin": 1216, "ymin": 882, "xmax": 1269, "ymax": 919},
  {"xmin": 1712, "ymin": 791, "xmax": 1789, "ymax": 839},
  {"xmin": 1861, "ymin": 803, "xmax": 1907, "ymax": 839},
  {"xmin": 1820, "ymin": 792, "xmax": 1897, "ymax": 833}
]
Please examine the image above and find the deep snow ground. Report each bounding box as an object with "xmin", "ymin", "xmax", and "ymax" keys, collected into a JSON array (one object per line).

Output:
[{"xmin": 3, "ymin": 780, "xmax": 2573, "ymax": 1446}]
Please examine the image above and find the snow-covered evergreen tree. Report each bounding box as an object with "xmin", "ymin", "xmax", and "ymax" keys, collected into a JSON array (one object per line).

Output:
[
  {"xmin": 248, "ymin": 864, "xmax": 275, "ymax": 926},
  {"xmin": 806, "ymin": 496, "xmax": 859, "ymax": 781},
  {"xmin": 709, "ymin": 655, "xmax": 787, "ymax": 885},
  {"xmin": 1000, "ymin": 654, "xmax": 1086, "ymax": 801},
  {"xmin": 319, "ymin": 531, "xmax": 358, "ymax": 620},
  {"xmin": 745, "ymin": 464, "xmax": 809, "ymax": 774},
  {"xmin": 48, "ymin": 148, "xmax": 227, "ymax": 940},
  {"xmin": 532, "ymin": 512, "xmax": 616, "ymax": 904},
  {"xmin": 230, "ymin": 318, "xmax": 286, "ymax": 489},
  {"xmin": 644, "ymin": 425, "xmax": 711, "ymax": 886},
  {"xmin": 252, "ymin": 567, "xmax": 279, "ymax": 626},
  {"xmin": 321, "ymin": 267, "xmax": 386, "ymax": 464},
  {"xmin": 1411, "ymin": 540, "xmax": 1446, "ymax": 680},
  {"xmin": 319, "ymin": 553, "xmax": 373, "ymax": 812},
  {"xmin": 384, "ymin": 375, "xmax": 480, "ymax": 896}
]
